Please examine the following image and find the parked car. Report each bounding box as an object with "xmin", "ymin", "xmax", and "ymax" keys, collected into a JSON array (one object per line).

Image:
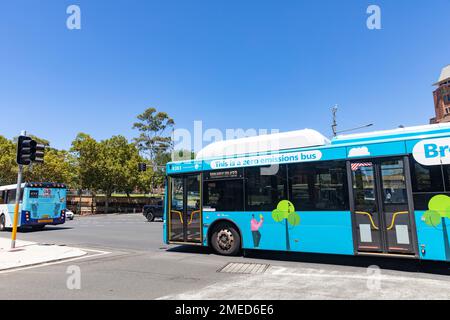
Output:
[
  {"xmin": 65, "ymin": 209, "xmax": 75, "ymax": 220},
  {"xmin": 142, "ymin": 200, "xmax": 164, "ymax": 222}
]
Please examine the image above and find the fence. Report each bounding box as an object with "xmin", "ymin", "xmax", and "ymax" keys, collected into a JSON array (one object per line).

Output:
[{"xmin": 67, "ymin": 195, "xmax": 163, "ymax": 215}]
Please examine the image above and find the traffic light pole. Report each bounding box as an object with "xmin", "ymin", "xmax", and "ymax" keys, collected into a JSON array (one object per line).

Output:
[{"xmin": 11, "ymin": 164, "xmax": 23, "ymax": 249}]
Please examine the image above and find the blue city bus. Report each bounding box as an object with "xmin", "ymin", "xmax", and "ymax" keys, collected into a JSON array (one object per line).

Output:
[
  {"xmin": 0, "ymin": 182, "xmax": 67, "ymax": 231},
  {"xmin": 163, "ymin": 123, "xmax": 450, "ymax": 262}
]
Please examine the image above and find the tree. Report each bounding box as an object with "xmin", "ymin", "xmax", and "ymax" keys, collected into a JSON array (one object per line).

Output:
[
  {"xmin": 71, "ymin": 133, "xmax": 102, "ymax": 194},
  {"xmin": 132, "ymin": 108, "xmax": 175, "ymax": 192},
  {"xmin": 24, "ymin": 149, "xmax": 75, "ymax": 185},
  {"xmin": 132, "ymin": 107, "xmax": 175, "ymax": 165},
  {"xmin": 1, "ymin": 135, "xmax": 75, "ymax": 186},
  {"xmin": 0, "ymin": 135, "xmax": 17, "ymax": 185},
  {"xmin": 97, "ymin": 135, "xmax": 142, "ymax": 213},
  {"xmin": 137, "ymin": 168, "xmax": 158, "ymax": 194},
  {"xmin": 272, "ymin": 200, "xmax": 301, "ymax": 251}
]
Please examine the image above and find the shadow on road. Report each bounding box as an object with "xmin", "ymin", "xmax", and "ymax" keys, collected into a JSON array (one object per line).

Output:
[
  {"xmin": 243, "ymin": 249, "xmax": 450, "ymax": 275},
  {"xmin": 18, "ymin": 226, "xmax": 73, "ymax": 233},
  {"xmin": 166, "ymin": 245, "xmax": 450, "ymax": 275},
  {"xmin": 166, "ymin": 245, "xmax": 212, "ymax": 255}
]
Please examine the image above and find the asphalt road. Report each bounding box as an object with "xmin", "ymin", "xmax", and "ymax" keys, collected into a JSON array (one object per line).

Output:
[{"xmin": 1, "ymin": 213, "xmax": 450, "ymax": 300}]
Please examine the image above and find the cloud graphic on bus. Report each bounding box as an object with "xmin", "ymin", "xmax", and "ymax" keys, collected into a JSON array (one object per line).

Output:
[{"xmin": 348, "ymin": 147, "xmax": 370, "ymax": 157}]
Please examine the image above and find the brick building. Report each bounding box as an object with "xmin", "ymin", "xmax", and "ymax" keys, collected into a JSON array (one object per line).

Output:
[{"xmin": 430, "ymin": 65, "xmax": 450, "ymax": 124}]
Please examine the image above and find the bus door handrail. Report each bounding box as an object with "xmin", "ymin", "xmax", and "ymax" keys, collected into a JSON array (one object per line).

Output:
[
  {"xmin": 188, "ymin": 210, "xmax": 201, "ymax": 225},
  {"xmin": 387, "ymin": 211, "xmax": 409, "ymax": 230},
  {"xmin": 171, "ymin": 210, "xmax": 183, "ymax": 224},
  {"xmin": 355, "ymin": 211, "xmax": 379, "ymax": 230}
]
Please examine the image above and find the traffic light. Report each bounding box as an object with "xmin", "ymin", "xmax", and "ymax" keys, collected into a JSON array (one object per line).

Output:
[
  {"xmin": 138, "ymin": 163, "xmax": 147, "ymax": 172},
  {"xmin": 16, "ymin": 136, "xmax": 45, "ymax": 165},
  {"xmin": 30, "ymin": 140, "xmax": 45, "ymax": 163},
  {"xmin": 16, "ymin": 136, "xmax": 32, "ymax": 165}
]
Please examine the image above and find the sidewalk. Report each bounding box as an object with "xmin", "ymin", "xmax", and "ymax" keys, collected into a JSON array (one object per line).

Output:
[{"xmin": 0, "ymin": 237, "xmax": 86, "ymax": 271}]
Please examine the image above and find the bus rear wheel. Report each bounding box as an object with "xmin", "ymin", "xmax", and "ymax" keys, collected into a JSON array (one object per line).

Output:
[
  {"xmin": 0, "ymin": 215, "xmax": 5, "ymax": 232},
  {"xmin": 210, "ymin": 222, "xmax": 241, "ymax": 256}
]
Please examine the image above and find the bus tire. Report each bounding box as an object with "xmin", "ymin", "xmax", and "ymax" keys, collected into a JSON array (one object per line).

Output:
[
  {"xmin": 210, "ymin": 222, "xmax": 241, "ymax": 256},
  {"xmin": 0, "ymin": 215, "xmax": 5, "ymax": 232}
]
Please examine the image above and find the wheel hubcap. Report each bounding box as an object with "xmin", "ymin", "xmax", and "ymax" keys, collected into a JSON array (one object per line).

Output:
[{"xmin": 216, "ymin": 229, "xmax": 234, "ymax": 251}]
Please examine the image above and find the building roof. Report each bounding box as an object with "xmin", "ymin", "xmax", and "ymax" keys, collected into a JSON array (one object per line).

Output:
[
  {"xmin": 434, "ymin": 65, "xmax": 450, "ymax": 86},
  {"xmin": 195, "ymin": 129, "xmax": 330, "ymax": 160}
]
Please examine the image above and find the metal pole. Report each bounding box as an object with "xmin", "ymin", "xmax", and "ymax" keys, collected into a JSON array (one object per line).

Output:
[
  {"xmin": 11, "ymin": 164, "xmax": 23, "ymax": 249},
  {"xmin": 332, "ymin": 105, "xmax": 338, "ymax": 137}
]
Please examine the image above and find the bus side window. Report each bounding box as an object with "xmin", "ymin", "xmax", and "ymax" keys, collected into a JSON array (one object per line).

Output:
[
  {"xmin": 6, "ymin": 189, "xmax": 24, "ymax": 204},
  {"xmin": 7, "ymin": 189, "xmax": 16, "ymax": 204},
  {"xmin": 0, "ymin": 191, "xmax": 5, "ymax": 204}
]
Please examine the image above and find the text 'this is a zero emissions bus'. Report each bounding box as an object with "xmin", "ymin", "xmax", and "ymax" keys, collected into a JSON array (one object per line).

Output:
[
  {"xmin": 0, "ymin": 182, "xmax": 67, "ymax": 231},
  {"xmin": 163, "ymin": 123, "xmax": 450, "ymax": 262}
]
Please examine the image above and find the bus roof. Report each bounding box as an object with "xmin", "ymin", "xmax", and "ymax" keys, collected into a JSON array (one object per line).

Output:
[
  {"xmin": 166, "ymin": 122, "xmax": 450, "ymax": 174},
  {"xmin": 331, "ymin": 122, "xmax": 450, "ymax": 145},
  {"xmin": 196, "ymin": 128, "xmax": 329, "ymax": 160},
  {"xmin": 0, "ymin": 182, "xmax": 66, "ymax": 191}
]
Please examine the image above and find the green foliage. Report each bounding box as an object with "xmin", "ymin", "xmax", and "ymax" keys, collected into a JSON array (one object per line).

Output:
[
  {"xmin": 271, "ymin": 200, "xmax": 299, "ymax": 226},
  {"xmin": 0, "ymin": 135, "xmax": 17, "ymax": 185},
  {"xmin": 24, "ymin": 149, "xmax": 75, "ymax": 185},
  {"xmin": 287, "ymin": 212, "xmax": 301, "ymax": 227},
  {"xmin": 132, "ymin": 107, "xmax": 175, "ymax": 165},
  {"xmin": 422, "ymin": 194, "xmax": 450, "ymax": 227},
  {"xmin": 423, "ymin": 210, "xmax": 442, "ymax": 227},
  {"xmin": 71, "ymin": 133, "xmax": 101, "ymax": 191},
  {"xmin": 0, "ymin": 135, "xmax": 73, "ymax": 186},
  {"xmin": 272, "ymin": 209, "xmax": 285, "ymax": 222},
  {"xmin": 0, "ymin": 108, "xmax": 176, "ymax": 201},
  {"xmin": 428, "ymin": 195, "xmax": 450, "ymax": 218},
  {"xmin": 71, "ymin": 133, "xmax": 145, "ymax": 195}
]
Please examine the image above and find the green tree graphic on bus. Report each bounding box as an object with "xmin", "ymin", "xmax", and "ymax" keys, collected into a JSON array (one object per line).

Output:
[
  {"xmin": 422, "ymin": 195, "xmax": 450, "ymax": 227},
  {"xmin": 272, "ymin": 200, "xmax": 301, "ymax": 251},
  {"xmin": 422, "ymin": 194, "xmax": 450, "ymax": 260}
]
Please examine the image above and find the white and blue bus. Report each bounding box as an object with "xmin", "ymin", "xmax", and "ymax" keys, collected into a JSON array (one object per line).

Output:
[
  {"xmin": 163, "ymin": 123, "xmax": 450, "ymax": 262},
  {"xmin": 0, "ymin": 182, "xmax": 67, "ymax": 231}
]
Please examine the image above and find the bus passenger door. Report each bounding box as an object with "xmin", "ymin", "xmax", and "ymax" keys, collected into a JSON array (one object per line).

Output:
[
  {"xmin": 168, "ymin": 176, "xmax": 184, "ymax": 242},
  {"xmin": 351, "ymin": 162, "xmax": 383, "ymax": 252},
  {"xmin": 378, "ymin": 158, "xmax": 415, "ymax": 254},
  {"xmin": 185, "ymin": 175, "xmax": 202, "ymax": 243},
  {"xmin": 350, "ymin": 158, "xmax": 416, "ymax": 255},
  {"xmin": 168, "ymin": 174, "xmax": 202, "ymax": 244}
]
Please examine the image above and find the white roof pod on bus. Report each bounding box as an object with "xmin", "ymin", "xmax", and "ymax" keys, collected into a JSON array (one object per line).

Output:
[
  {"xmin": 196, "ymin": 129, "xmax": 330, "ymax": 160},
  {"xmin": 0, "ymin": 183, "xmax": 26, "ymax": 191}
]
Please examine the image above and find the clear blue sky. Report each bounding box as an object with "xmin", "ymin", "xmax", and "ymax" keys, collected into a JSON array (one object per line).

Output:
[{"xmin": 1, "ymin": 0, "xmax": 449, "ymax": 150}]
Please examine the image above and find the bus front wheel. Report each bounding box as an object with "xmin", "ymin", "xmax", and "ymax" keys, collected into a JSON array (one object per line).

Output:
[
  {"xmin": 0, "ymin": 215, "xmax": 5, "ymax": 232},
  {"xmin": 210, "ymin": 222, "xmax": 241, "ymax": 256}
]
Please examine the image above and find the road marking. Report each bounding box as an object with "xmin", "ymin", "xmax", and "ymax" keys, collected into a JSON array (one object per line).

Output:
[{"xmin": 0, "ymin": 247, "xmax": 111, "ymax": 274}]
